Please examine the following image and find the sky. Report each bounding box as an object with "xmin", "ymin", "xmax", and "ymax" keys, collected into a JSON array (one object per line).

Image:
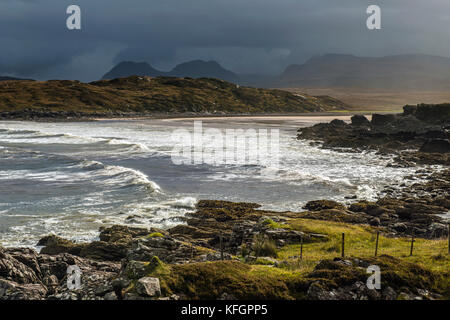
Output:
[{"xmin": 1, "ymin": 0, "xmax": 450, "ymax": 82}]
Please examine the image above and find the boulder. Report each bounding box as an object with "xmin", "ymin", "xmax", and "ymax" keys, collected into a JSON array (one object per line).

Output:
[
  {"xmin": 135, "ymin": 277, "xmax": 161, "ymax": 297},
  {"xmin": 0, "ymin": 247, "xmax": 40, "ymax": 284},
  {"xmin": 127, "ymin": 236, "xmax": 195, "ymax": 264},
  {"xmin": 419, "ymin": 139, "xmax": 450, "ymax": 153},
  {"xmin": 303, "ymin": 200, "xmax": 346, "ymax": 211},
  {"xmin": 330, "ymin": 119, "xmax": 347, "ymax": 126},
  {"xmin": 38, "ymin": 235, "xmax": 129, "ymax": 261},
  {"xmin": 371, "ymin": 114, "xmax": 397, "ymax": 126},
  {"xmin": 351, "ymin": 115, "xmax": 370, "ymax": 126},
  {"xmin": 369, "ymin": 217, "xmax": 381, "ymax": 226},
  {"xmin": 0, "ymin": 279, "xmax": 47, "ymax": 300},
  {"xmin": 404, "ymin": 103, "xmax": 450, "ymax": 124},
  {"xmin": 99, "ymin": 225, "xmax": 165, "ymax": 243},
  {"xmin": 37, "ymin": 235, "xmax": 82, "ymax": 256},
  {"xmin": 79, "ymin": 241, "xmax": 129, "ymax": 261}
]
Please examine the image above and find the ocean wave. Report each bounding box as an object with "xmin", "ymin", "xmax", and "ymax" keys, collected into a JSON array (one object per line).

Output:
[
  {"xmin": 77, "ymin": 160, "xmax": 106, "ymax": 170},
  {"xmin": 103, "ymin": 165, "xmax": 162, "ymax": 192},
  {"xmin": 165, "ymin": 196, "xmax": 197, "ymax": 209},
  {"xmin": 67, "ymin": 159, "xmax": 162, "ymax": 192},
  {"xmin": 0, "ymin": 155, "xmax": 162, "ymax": 194}
]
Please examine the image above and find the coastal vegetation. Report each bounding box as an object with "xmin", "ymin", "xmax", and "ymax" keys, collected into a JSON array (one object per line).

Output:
[{"xmin": 0, "ymin": 76, "xmax": 348, "ymax": 120}]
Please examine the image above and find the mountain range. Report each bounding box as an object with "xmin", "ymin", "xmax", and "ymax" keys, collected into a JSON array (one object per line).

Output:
[
  {"xmin": 102, "ymin": 60, "xmax": 239, "ymax": 83},
  {"xmin": 275, "ymin": 54, "xmax": 450, "ymax": 90},
  {"xmin": 102, "ymin": 54, "xmax": 450, "ymax": 90}
]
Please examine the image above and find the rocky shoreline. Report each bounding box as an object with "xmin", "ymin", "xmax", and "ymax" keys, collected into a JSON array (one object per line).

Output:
[
  {"xmin": 297, "ymin": 103, "xmax": 450, "ymax": 165},
  {"xmin": 1, "ymin": 187, "xmax": 449, "ymax": 300},
  {"xmin": 1, "ymin": 103, "xmax": 449, "ymax": 300}
]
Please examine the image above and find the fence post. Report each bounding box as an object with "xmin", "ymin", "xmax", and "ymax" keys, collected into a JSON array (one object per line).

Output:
[
  {"xmin": 409, "ymin": 234, "xmax": 415, "ymax": 256},
  {"xmin": 448, "ymin": 224, "xmax": 449, "ymax": 255},
  {"xmin": 375, "ymin": 231, "xmax": 380, "ymax": 257},
  {"xmin": 220, "ymin": 232, "xmax": 224, "ymax": 261},
  {"xmin": 300, "ymin": 236, "xmax": 303, "ymax": 260},
  {"xmin": 341, "ymin": 233, "xmax": 345, "ymax": 258}
]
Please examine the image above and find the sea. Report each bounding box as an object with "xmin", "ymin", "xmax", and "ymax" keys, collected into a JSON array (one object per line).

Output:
[{"xmin": 0, "ymin": 117, "xmax": 431, "ymax": 247}]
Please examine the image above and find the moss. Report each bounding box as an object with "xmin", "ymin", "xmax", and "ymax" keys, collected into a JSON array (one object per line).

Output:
[
  {"xmin": 144, "ymin": 253, "xmax": 448, "ymax": 299},
  {"xmin": 147, "ymin": 256, "xmax": 170, "ymax": 275},
  {"xmin": 151, "ymin": 261, "xmax": 294, "ymax": 299},
  {"xmin": 146, "ymin": 232, "xmax": 164, "ymax": 238},
  {"xmin": 262, "ymin": 219, "xmax": 291, "ymax": 230},
  {"xmin": 364, "ymin": 255, "xmax": 449, "ymax": 296}
]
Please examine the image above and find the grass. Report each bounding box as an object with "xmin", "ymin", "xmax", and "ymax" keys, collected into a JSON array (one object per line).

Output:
[
  {"xmin": 136, "ymin": 217, "xmax": 448, "ymax": 299},
  {"xmin": 261, "ymin": 218, "xmax": 292, "ymax": 230},
  {"xmin": 276, "ymin": 218, "xmax": 449, "ymax": 273},
  {"xmin": 252, "ymin": 234, "xmax": 278, "ymax": 258}
]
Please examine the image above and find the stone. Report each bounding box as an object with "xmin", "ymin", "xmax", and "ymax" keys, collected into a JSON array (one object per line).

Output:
[
  {"xmin": 371, "ymin": 114, "xmax": 397, "ymax": 126},
  {"xmin": 0, "ymin": 279, "xmax": 47, "ymax": 300},
  {"xmin": 392, "ymin": 222, "xmax": 407, "ymax": 233},
  {"xmin": 369, "ymin": 217, "xmax": 381, "ymax": 226},
  {"xmin": 419, "ymin": 139, "xmax": 450, "ymax": 153},
  {"xmin": 381, "ymin": 286, "xmax": 397, "ymax": 300},
  {"xmin": 123, "ymin": 260, "xmax": 152, "ymax": 279},
  {"xmin": 304, "ymin": 200, "xmax": 346, "ymax": 211},
  {"xmin": 95, "ymin": 283, "xmax": 113, "ymax": 296},
  {"xmin": 104, "ymin": 292, "xmax": 118, "ymax": 300},
  {"xmin": 0, "ymin": 247, "xmax": 40, "ymax": 284},
  {"xmin": 351, "ymin": 115, "xmax": 370, "ymax": 126},
  {"xmin": 135, "ymin": 277, "xmax": 161, "ymax": 297},
  {"xmin": 307, "ymin": 281, "xmax": 335, "ymax": 300}
]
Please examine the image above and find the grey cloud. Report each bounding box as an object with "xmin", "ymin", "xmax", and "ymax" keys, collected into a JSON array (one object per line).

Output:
[{"xmin": 0, "ymin": 0, "xmax": 449, "ymax": 81}]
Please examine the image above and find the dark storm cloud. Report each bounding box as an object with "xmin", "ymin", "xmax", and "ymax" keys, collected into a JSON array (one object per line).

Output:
[{"xmin": 1, "ymin": 0, "xmax": 449, "ymax": 81}]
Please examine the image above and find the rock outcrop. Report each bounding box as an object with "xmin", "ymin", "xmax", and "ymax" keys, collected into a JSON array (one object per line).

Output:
[{"xmin": 297, "ymin": 104, "xmax": 450, "ymax": 165}]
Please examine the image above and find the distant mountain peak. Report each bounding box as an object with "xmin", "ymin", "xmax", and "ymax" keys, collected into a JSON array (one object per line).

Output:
[
  {"xmin": 169, "ymin": 60, "xmax": 238, "ymax": 82},
  {"xmin": 102, "ymin": 59, "xmax": 239, "ymax": 83},
  {"xmin": 102, "ymin": 61, "xmax": 165, "ymax": 79}
]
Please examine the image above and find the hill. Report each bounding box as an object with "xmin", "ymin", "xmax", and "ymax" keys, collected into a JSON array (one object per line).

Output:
[
  {"xmin": 0, "ymin": 76, "xmax": 348, "ymax": 119},
  {"xmin": 275, "ymin": 54, "xmax": 450, "ymax": 90}
]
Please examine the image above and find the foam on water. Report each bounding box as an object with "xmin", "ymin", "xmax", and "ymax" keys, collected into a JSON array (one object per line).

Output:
[{"xmin": 0, "ymin": 119, "xmax": 431, "ymax": 248}]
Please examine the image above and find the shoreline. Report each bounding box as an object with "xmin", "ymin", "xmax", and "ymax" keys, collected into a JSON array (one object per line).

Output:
[
  {"xmin": 0, "ymin": 112, "xmax": 376, "ymax": 123},
  {"xmin": 0, "ymin": 104, "xmax": 448, "ymax": 300}
]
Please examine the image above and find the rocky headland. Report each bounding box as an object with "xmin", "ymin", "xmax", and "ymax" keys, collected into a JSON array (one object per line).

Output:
[
  {"xmin": 297, "ymin": 103, "xmax": 450, "ymax": 165},
  {"xmin": 0, "ymin": 76, "xmax": 348, "ymax": 120}
]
